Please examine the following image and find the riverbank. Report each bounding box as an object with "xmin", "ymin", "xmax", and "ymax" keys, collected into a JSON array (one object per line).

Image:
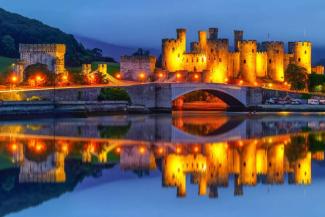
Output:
[
  {"xmin": 0, "ymin": 101, "xmax": 152, "ymax": 120},
  {"xmin": 1, "ymin": 101, "xmax": 325, "ymax": 120}
]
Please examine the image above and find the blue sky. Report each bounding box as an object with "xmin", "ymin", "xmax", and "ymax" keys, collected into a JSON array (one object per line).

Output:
[{"xmin": 1, "ymin": 0, "xmax": 324, "ymax": 48}]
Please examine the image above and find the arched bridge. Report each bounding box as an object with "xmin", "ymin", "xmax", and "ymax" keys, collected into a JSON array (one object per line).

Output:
[{"xmin": 124, "ymin": 83, "xmax": 262, "ymax": 110}]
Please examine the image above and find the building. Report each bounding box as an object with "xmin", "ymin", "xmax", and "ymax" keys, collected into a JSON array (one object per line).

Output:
[
  {"xmin": 120, "ymin": 51, "xmax": 156, "ymax": 81},
  {"xmin": 16, "ymin": 44, "xmax": 67, "ymax": 81},
  {"xmin": 161, "ymin": 28, "xmax": 322, "ymax": 85}
]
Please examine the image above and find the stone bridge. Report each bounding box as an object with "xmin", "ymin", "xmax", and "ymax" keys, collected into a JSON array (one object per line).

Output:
[{"xmin": 123, "ymin": 83, "xmax": 262, "ymax": 110}]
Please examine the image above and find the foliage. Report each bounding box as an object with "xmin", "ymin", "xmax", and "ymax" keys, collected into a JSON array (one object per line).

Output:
[
  {"xmin": 0, "ymin": 56, "xmax": 15, "ymax": 83},
  {"xmin": 285, "ymin": 64, "xmax": 309, "ymax": 90},
  {"xmin": 23, "ymin": 63, "xmax": 54, "ymax": 86},
  {"xmin": 301, "ymin": 93, "xmax": 312, "ymax": 100},
  {"xmin": 308, "ymin": 73, "xmax": 325, "ymax": 92},
  {"xmin": 285, "ymin": 135, "xmax": 308, "ymax": 163},
  {"xmin": 308, "ymin": 133, "xmax": 325, "ymax": 152},
  {"xmin": 0, "ymin": 8, "xmax": 115, "ymax": 66},
  {"xmin": 98, "ymin": 88, "xmax": 131, "ymax": 102}
]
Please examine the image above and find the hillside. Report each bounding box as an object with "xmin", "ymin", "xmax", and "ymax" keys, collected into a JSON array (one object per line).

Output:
[
  {"xmin": 0, "ymin": 8, "xmax": 114, "ymax": 66},
  {"xmin": 75, "ymin": 35, "xmax": 160, "ymax": 62}
]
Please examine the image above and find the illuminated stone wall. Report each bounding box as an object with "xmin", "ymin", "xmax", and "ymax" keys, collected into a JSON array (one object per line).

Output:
[
  {"xmin": 262, "ymin": 42, "xmax": 285, "ymax": 81},
  {"xmin": 256, "ymin": 52, "xmax": 268, "ymax": 78},
  {"xmin": 120, "ymin": 55, "xmax": 156, "ymax": 81},
  {"xmin": 19, "ymin": 44, "xmax": 66, "ymax": 74},
  {"xmin": 239, "ymin": 40, "xmax": 257, "ymax": 84}
]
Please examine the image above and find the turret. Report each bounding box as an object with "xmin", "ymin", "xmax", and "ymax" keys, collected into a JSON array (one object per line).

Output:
[
  {"xmin": 262, "ymin": 41, "xmax": 285, "ymax": 82},
  {"xmin": 198, "ymin": 31, "xmax": 207, "ymax": 51},
  {"xmin": 239, "ymin": 40, "xmax": 257, "ymax": 84},
  {"xmin": 290, "ymin": 41, "xmax": 312, "ymax": 73},
  {"xmin": 234, "ymin": 30, "xmax": 244, "ymax": 52}
]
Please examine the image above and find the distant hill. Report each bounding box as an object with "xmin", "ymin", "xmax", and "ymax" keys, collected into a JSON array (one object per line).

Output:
[
  {"xmin": 0, "ymin": 8, "xmax": 115, "ymax": 67},
  {"xmin": 75, "ymin": 35, "xmax": 160, "ymax": 62}
]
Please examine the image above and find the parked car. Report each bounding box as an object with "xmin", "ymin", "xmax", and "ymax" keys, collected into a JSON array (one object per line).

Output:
[
  {"xmin": 308, "ymin": 99, "xmax": 319, "ymax": 105},
  {"xmin": 290, "ymin": 99, "xmax": 302, "ymax": 105},
  {"xmin": 319, "ymin": 99, "xmax": 325, "ymax": 105},
  {"xmin": 266, "ymin": 98, "xmax": 277, "ymax": 104}
]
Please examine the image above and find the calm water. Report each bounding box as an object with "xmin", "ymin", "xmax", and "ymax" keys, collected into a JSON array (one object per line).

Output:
[{"xmin": 1, "ymin": 112, "xmax": 325, "ymax": 217}]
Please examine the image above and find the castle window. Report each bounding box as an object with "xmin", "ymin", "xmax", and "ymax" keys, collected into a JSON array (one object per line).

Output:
[
  {"xmin": 276, "ymin": 50, "xmax": 279, "ymax": 54},
  {"xmin": 202, "ymin": 58, "xmax": 204, "ymax": 62},
  {"xmin": 197, "ymin": 58, "xmax": 199, "ymax": 62},
  {"xmin": 172, "ymin": 47, "xmax": 175, "ymax": 52},
  {"xmin": 298, "ymin": 58, "xmax": 301, "ymax": 62},
  {"xmin": 219, "ymin": 58, "xmax": 222, "ymax": 62},
  {"xmin": 186, "ymin": 59, "xmax": 188, "ymax": 63},
  {"xmin": 269, "ymin": 59, "xmax": 272, "ymax": 64},
  {"xmin": 305, "ymin": 50, "xmax": 307, "ymax": 54},
  {"xmin": 211, "ymin": 49, "xmax": 214, "ymax": 53},
  {"xmin": 178, "ymin": 53, "xmax": 180, "ymax": 58},
  {"xmin": 243, "ymin": 60, "xmax": 246, "ymax": 64},
  {"xmin": 252, "ymin": 49, "xmax": 255, "ymax": 53}
]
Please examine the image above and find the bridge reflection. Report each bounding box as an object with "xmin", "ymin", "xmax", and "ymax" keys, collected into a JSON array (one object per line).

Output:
[{"xmin": 1, "ymin": 131, "xmax": 325, "ymax": 198}]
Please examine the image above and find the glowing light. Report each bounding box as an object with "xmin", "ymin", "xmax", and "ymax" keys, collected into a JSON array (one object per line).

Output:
[
  {"xmin": 176, "ymin": 73, "xmax": 182, "ymax": 79},
  {"xmin": 158, "ymin": 147, "xmax": 164, "ymax": 154},
  {"xmin": 268, "ymin": 83, "xmax": 273, "ymax": 88},
  {"xmin": 158, "ymin": 73, "xmax": 164, "ymax": 78},
  {"xmin": 35, "ymin": 143, "xmax": 44, "ymax": 152},
  {"xmin": 224, "ymin": 78, "xmax": 229, "ymax": 83},
  {"xmin": 139, "ymin": 147, "xmax": 146, "ymax": 154},
  {"xmin": 194, "ymin": 74, "xmax": 199, "ymax": 79},
  {"xmin": 238, "ymin": 80, "xmax": 244, "ymax": 85},
  {"xmin": 139, "ymin": 73, "xmax": 145, "ymax": 79},
  {"xmin": 36, "ymin": 75, "xmax": 42, "ymax": 82},
  {"xmin": 176, "ymin": 147, "xmax": 182, "ymax": 154},
  {"xmin": 194, "ymin": 146, "xmax": 199, "ymax": 153},
  {"xmin": 115, "ymin": 73, "xmax": 121, "ymax": 79},
  {"xmin": 11, "ymin": 75, "xmax": 17, "ymax": 83},
  {"xmin": 116, "ymin": 147, "xmax": 121, "ymax": 153},
  {"xmin": 62, "ymin": 75, "xmax": 68, "ymax": 81},
  {"xmin": 10, "ymin": 143, "xmax": 18, "ymax": 152},
  {"xmin": 254, "ymin": 82, "xmax": 258, "ymax": 86}
]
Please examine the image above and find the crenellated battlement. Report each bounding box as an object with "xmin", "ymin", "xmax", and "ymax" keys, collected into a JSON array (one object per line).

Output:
[{"xmin": 19, "ymin": 44, "xmax": 66, "ymax": 53}]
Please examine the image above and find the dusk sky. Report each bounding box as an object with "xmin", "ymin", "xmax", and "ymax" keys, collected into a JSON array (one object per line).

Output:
[{"xmin": 1, "ymin": 0, "xmax": 324, "ymax": 49}]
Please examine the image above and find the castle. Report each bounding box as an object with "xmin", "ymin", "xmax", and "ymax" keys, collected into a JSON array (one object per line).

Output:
[
  {"xmin": 14, "ymin": 44, "xmax": 67, "ymax": 82},
  {"xmin": 161, "ymin": 28, "xmax": 324, "ymax": 84}
]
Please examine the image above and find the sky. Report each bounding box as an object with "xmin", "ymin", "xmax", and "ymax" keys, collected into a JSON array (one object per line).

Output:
[{"xmin": 0, "ymin": 0, "xmax": 324, "ymax": 49}]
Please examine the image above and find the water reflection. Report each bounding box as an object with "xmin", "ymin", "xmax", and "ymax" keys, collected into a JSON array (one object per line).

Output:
[
  {"xmin": 1, "ymin": 113, "xmax": 325, "ymax": 216},
  {"xmin": 1, "ymin": 132, "xmax": 324, "ymax": 195}
]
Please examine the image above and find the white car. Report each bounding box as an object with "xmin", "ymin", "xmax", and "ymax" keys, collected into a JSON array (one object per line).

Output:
[{"xmin": 308, "ymin": 99, "xmax": 319, "ymax": 105}]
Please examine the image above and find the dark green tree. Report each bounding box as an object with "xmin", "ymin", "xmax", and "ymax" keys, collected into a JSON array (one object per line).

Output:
[
  {"xmin": 0, "ymin": 35, "xmax": 17, "ymax": 57},
  {"xmin": 308, "ymin": 73, "xmax": 325, "ymax": 92},
  {"xmin": 285, "ymin": 64, "xmax": 309, "ymax": 91}
]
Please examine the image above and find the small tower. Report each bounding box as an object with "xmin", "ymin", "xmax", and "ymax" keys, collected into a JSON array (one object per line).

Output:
[
  {"xmin": 291, "ymin": 41, "xmax": 312, "ymax": 73},
  {"xmin": 234, "ymin": 30, "xmax": 244, "ymax": 52},
  {"xmin": 239, "ymin": 40, "xmax": 257, "ymax": 84}
]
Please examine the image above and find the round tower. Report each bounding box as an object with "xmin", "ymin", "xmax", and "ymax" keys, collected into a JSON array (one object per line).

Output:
[
  {"xmin": 239, "ymin": 40, "xmax": 257, "ymax": 84},
  {"xmin": 293, "ymin": 41, "xmax": 312, "ymax": 73},
  {"xmin": 198, "ymin": 31, "xmax": 207, "ymax": 52},
  {"xmin": 234, "ymin": 30, "xmax": 244, "ymax": 52},
  {"xmin": 262, "ymin": 41, "xmax": 285, "ymax": 82}
]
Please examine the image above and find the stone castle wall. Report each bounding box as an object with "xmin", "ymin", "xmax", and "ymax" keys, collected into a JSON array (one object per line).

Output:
[
  {"xmin": 161, "ymin": 28, "xmax": 315, "ymax": 85},
  {"xmin": 19, "ymin": 44, "xmax": 66, "ymax": 75},
  {"xmin": 120, "ymin": 56, "xmax": 156, "ymax": 81}
]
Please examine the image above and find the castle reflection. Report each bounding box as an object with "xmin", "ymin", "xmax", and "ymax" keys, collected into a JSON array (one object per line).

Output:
[{"xmin": 2, "ymin": 131, "xmax": 324, "ymax": 198}]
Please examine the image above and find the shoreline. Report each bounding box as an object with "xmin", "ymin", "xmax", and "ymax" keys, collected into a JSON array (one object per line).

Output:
[{"xmin": 0, "ymin": 101, "xmax": 325, "ymax": 120}]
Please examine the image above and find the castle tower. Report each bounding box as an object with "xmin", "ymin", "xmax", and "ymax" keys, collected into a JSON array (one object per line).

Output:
[
  {"xmin": 293, "ymin": 152, "xmax": 311, "ymax": 185},
  {"xmin": 266, "ymin": 144, "xmax": 285, "ymax": 184},
  {"xmin": 205, "ymin": 39, "xmax": 229, "ymax": 83},
  {"xmin": 82, "ymin": 64, "xmax": 92, "ymax": 76},
  {"xmin": 177, "ymin": 28, "xmax": 187, "ymax": 51},
  {"xmin": 239, "ymin": 141, "xmax": 257, "ymax": 185},
  {"xmin": 256, "ymin": 52, "xmax": 268, "ymax": 78},
  {"xmin": 291, "ymin": 41, "xmax": 312, "ymax": 73},
  {"xmin": 234, "ymin": 30, "xmax": 244, "ymax": 52},
  {"xmin": 262, "ymin": 42, "xmax": 285, "ymax": 82},
  {"xmin": 162, "ymin": 28, "xmax": 187, "ymax": 72},
  {"xmin": 239, "ymin": 40, "xmax": 257, "ymax": 84},
  {"xmin": 208, "ymin": 28, "xmax": 219, "ymax": 40},
  {"xmin": 198, "ymin": 31, "xmax": 208, "ymax": 52}
]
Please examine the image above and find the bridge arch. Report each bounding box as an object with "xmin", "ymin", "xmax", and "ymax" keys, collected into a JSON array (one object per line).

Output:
[{"xmin": 171, "ymin": 88, "xmax": 246, "ymax": 109}]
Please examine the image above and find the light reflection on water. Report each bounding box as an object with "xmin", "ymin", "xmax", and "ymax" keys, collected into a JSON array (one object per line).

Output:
[{"xmin": 1, "ymin": 112, "xmax": 325, "ymax": 217}]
